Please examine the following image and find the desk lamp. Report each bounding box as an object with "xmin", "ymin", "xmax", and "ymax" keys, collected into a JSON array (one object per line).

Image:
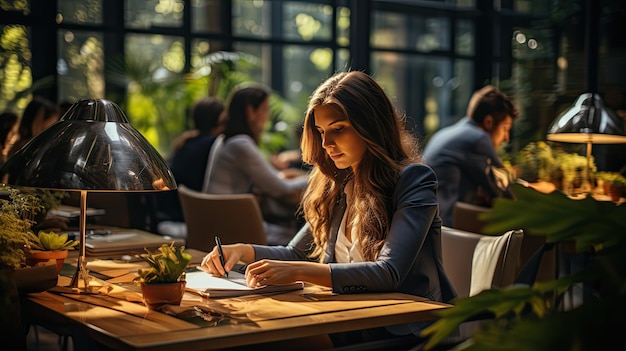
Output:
[
  {"xmin": 0, "ymin": 98, "xmax": 176, "ymax": 292},
  {"xmin": 547, "ymin": 93, "xmax": 626, "ymax": 188},
  {"xmin": 546, "ymin": 0, "xmax": 626, "ymax": 189}
]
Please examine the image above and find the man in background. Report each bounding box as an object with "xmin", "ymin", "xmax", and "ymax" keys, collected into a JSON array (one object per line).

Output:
[{"xmin": 423, "ymin": 86, "xmax": 518, "ymax": 226}]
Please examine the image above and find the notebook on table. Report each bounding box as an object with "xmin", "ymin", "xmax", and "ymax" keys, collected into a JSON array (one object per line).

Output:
[
  {"xmin": 185, "ymin": 265, "xmax": 304, "ymax": 298},
  {"xmin": 50, "ymin": 205, "xmax": 106, "ymax": 217},
  {"xmin": 82, "ymin": 228, "xmax": 185, "ymax": 257}
]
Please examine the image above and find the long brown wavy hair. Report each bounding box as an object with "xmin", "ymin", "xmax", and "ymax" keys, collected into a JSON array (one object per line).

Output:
[{"xmin": 299, "ymin": 71, "xmax": 421, "ymax": 261}]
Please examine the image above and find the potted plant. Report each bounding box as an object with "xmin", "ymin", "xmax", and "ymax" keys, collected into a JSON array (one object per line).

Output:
[
  {"xmin": 0, "ymin": 186, "xmax": 61, "ymax": 293},
  {"xmin": 513, "ymin": 141, "xmax": 556, "ymax": 183},
  {"xmin": 595, "ymin": 172, "xmax": 626, "ymax": 202},
  {"xmin": 0, "ymin": 186, "xmax": 43, "ymax": 270},
  {"xmin": 134, "ymin": 243, "xmax": 192, "ymax": 310},
  {"xmin": 24, "ymin": 230, "xmax": 79, "ymax": 274}
]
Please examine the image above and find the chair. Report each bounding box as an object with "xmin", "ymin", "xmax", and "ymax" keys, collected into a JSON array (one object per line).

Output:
[
  {"xmin": 451, "ymin": 202, "xmax": 490, "ymax": 233},
  {"xmin": 441, "ymin": 226, "xmax": 523, "ymax": 299},
  {"xmin": 452, "ymin": 201, "xmax": 556, "ymax": 284},
  {"xmin": 177, "ymin": 184, "xmax": 267, "ymax": 253},
  {"xmin": 440, "ymin": 226, "xmax": 523, "ymax": 343}
]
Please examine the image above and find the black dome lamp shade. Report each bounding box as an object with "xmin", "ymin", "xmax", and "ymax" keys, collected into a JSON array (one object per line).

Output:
[{"xmin": 0, "ymin": 98, "xmax": 177, "ymax": 291}]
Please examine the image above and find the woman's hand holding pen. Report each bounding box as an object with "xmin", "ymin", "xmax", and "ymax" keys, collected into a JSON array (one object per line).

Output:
[
  {"xmin": 200, "ymin": 243, "xmax": 254, "ymax": 277},
  {"xmin": 200, "ymin": 244, "xmax": 332, "ymax": 288}
]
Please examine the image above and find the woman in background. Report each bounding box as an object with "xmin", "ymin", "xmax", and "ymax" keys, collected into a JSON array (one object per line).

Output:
[
  {"xmin": 6, "ymin": 96, "xmax": 59, "ymax": 159},
  {"xmin": 202, "ymin": 71, "xmax": 455, "ymax": 348},
  {"xmin": 0, "ymin": 110, "xmax": 18, "ymax": 168},
  {"xmin": 206, "ymin": 84, "xmax": 308, "ymax": 245}
]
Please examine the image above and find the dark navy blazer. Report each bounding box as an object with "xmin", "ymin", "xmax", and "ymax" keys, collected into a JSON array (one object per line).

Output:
[{"xmin": 422, "ymin": 117, "xmax": 505, "ymax": 226}]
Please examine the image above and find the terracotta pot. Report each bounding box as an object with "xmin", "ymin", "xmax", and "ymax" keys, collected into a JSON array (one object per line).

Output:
[
  {"xmin": 25, "ymin": 250, "xmax": 68, "ymax": 274},
  {"xmin": 141, "ymin": 281, "xmax": 186, "ymax": 310},
  {"xmin": 607, "ymin": 184, "xmax": 623, "ymax": 202},
  {"xmin": 9, "ymin": 264, "xmax": 58, "ymax": 294}
]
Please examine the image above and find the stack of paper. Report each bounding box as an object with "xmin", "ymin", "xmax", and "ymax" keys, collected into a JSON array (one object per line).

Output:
[{"xmin": 185, "ymin": 267, "xmax": 304, "ymax": 298}]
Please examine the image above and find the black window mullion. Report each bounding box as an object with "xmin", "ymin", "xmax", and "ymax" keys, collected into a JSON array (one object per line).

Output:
[
  {"xmin": 183, "ymin": 0, "xmax": 192, "ymax": 74},
  {"xmin": 30, "ymin": 0, "xmax": 57, "ymax": 102},
  {"xmin": 349, "ymin": 0, "xmax": 371, "ymax": 73},
  {"xmin": 103, "ymin": 0, "xmax": 126, "ymax": 101},
  {"xmin": 474, "ymin": 0, "xmax": 494, "ymax": 89},
  {"xmin": 221, "ymin": 0, "xmax": 233, "ymax": 52},
  {"xmin": 270, "ymin": 1, "xmax": 283, "ymax": 95}
]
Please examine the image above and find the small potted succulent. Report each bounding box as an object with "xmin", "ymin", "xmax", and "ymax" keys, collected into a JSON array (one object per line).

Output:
[
  {"xmin": 596, "ymin": 172, "xmax": 626, "ymax": 202},
  {"xmin": 25, "ymin": 230, "xmax": 79, "ymax": 274},
  {"xmin": 134, "ymin": 243, "xmax": 192, "ymax": 310}
]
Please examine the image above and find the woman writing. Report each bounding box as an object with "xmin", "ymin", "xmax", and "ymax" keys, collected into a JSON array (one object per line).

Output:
[{"xmin": 202, "ymin": 71, "xmax": 455, "ymax": 347}]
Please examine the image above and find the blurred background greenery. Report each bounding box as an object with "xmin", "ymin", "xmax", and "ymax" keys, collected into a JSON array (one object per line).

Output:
[{"xmin": 1, "ymin": 0, "xmax": 625, "ymax": 167}]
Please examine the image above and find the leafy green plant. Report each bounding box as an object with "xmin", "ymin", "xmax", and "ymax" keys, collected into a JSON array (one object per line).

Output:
[
  {"xmin": 26, "ymin": 230, "xmax": 78, "ymax": 251},
  {"xmin": 135, "ymin": 243, "xmax": 192, "ymax": 284},
  {"xmin": 596, "ymin": 172, "xmax": 626, "ymax": 186},
  {"xmin": 107, "ymin": 51, "xmax": 301, "ymax": 158},
  {"xmin": 513, "ymin": 141, "xmax": 556, "ymax": 183},
  {"xmin": 0, "ymin": 186, "xmax": 44, "ymax": 270},
  {"xmin": 421, "ymin": 184, "xmax": 626, "ymax": 350},
  {"xmin": 35, "ymin": 190, "xmax": 69, "ymax": 214},
  {"xmin": 0, "ymin": 186, "xmax": 73, "ymax": 269}
]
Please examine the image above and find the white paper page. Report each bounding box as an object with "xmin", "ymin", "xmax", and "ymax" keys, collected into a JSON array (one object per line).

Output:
[{"xmin": 185, "ymin": 268, "xmax": 252, "ymax": 291}]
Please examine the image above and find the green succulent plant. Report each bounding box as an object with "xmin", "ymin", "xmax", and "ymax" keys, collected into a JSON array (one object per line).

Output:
[
  {"xmin": 135, "ymin": 243, "xmax": 192, "ymax": 284},
  {"xmin": 26, "ymin": 230, "xmax": 79, "ymax": 251}
]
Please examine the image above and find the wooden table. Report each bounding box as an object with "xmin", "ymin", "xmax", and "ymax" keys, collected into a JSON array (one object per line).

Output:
[{"xmin": 22, "ymin": 258, "xmax": 450, "ymax": 351}]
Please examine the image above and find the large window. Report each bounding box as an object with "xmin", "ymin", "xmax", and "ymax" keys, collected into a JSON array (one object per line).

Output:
[
  {"xmin": 3, "ymin": 0, "xmax": 622, "ymax": 158},
  {"xmin": 370, "ymin": 6, "xmax": 474, "ymax": 139}
]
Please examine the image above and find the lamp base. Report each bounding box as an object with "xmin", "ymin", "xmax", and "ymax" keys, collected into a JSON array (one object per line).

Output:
[
  {"xmin": 63, "ymin": 190, "xmax": 96, "ymax": 294},
  {"xmin": 66, "ymin": 255, "xmax": 95, "ymax": 293}
]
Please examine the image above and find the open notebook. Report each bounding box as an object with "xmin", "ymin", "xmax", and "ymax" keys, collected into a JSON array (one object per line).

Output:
[{"xmin": 185, "ymin": 266, "xmax": 304, "ymax": 298}]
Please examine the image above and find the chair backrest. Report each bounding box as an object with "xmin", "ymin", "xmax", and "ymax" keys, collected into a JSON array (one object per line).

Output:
[
  {"xmin": 201, "ymin": 133, "xmax": 224, "ymax": 193},
  {"xmin": 177, "ymin": 184, "xmax": 267, "ymax": 252},
  {"xmin": 453, "ymin": 201, "xmax": 556, "ymax": 284},
  {"xmin": 441, "ymin": 226, "xmax": 523, "ymax": 298},
  {"xmin": 452, "ymin": 202, "xmax": 490, "ymax": 233}
]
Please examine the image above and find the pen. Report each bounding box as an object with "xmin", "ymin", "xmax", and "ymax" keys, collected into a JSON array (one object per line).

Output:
[{"xmin": 214, "ymin": 236, "xmax": 228, "ymax": 277}]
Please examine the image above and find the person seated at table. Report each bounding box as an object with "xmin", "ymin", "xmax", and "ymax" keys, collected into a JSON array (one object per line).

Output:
[
  {"xmin": 422, "ymin": 85, "xmax": 518, "ymax": 226},
  {"xmin": 0, "ymin": 110, "xmax": 18, "ymax": 169},
  {"xmin": 6, "ymin": 96, "xmax": 59, "ymax": 159},
  {"xmin": 155, "ymin": 96, "xmax": 227, "ymax": 238},
  {"xmin": 201, "ymin": 71, "xmax": 456, "ymax": 348},
  {"xmin": 206, "ymin": 84, "xmax": 309, "ymax": 245},
  {"xmin": 270, "ymin": 124, "xmax": 310, "ymax": 173}
]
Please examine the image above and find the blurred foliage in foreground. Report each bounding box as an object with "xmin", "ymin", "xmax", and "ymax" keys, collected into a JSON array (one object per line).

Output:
[{"xmin": 421, "ymin": 184, "xmax": 626, "ymax": 351}]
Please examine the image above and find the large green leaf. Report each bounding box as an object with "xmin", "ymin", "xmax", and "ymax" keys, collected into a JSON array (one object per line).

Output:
[{"xmin": 481, "ymin": 184, "xmax": 626, "ymax": 251}]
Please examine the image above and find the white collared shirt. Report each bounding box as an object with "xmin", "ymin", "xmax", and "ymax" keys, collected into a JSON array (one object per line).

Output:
[{"xmin": 334, "ymin": 180, "xmax": 364, "ymax": 263}]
